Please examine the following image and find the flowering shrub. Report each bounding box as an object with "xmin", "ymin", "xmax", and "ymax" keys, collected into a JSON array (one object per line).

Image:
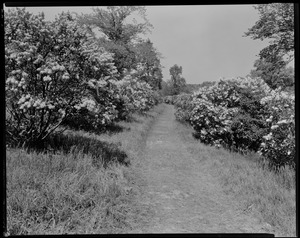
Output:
[
  {"xmin": 117, "ymin": 72, "xmax": 158, "ymax": 116},
  {"xmin": 182, "ymin": 77, "xmax": 270, "ymax": 151},
  {"xmin": 174, "ymin": 77, "xmax": 295, "ymax": 168},
  {"xmin": 62, "ymin": 77, "xmax": 121, "ymax": 131},
  {"xmin": 259, "ymin": 89, "xmax": 295, "ymax": 168},
  {"xmin": 5, "ymin": 9, "xmax": 118, "ymax": 146},
  {"xmin": 189, "ymin": 98, "xmax": 239, "ymax": 149},
  {"xmin": 173, "ymin": 93, "xmax": 194, "ymax": 122}
]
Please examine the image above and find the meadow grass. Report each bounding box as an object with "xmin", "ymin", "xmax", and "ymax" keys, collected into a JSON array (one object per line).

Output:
[
  {"xmin": 6, "ymin": 104, "xmax": 166, "ymax": 235},
  {"xmin": 176, "ymin": 121, "xmax": 296, "ymax": 237},
  {"xmin": 213, "ymin": 152, "xmax": 296, "ymax": 237}
]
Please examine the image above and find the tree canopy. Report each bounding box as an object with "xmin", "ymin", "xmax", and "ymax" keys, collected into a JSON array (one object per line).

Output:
[
  {"xmin": 76, "ymin": 6, "xmax": 162, "ymax": 87},
  {"xmin": 245, "ymin": 3, "xmax": 294, "ymax": 90},
  {"xmin": 134, "ymin": 39, "xmax": 163, "ymax": 89},
  {"xmin": 77, "ymin": 6, "xmax": 153, "ymax": 44},
  {"xmin": 244, "ymin": 3, "xmax": 294, "ymax": 63},
  {"xmin": 249, "ymin": 57, "xmax": 294, "ymax": 89}
]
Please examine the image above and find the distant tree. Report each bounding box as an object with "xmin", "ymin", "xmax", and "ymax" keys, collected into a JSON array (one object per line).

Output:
[
  {"xmin": 169, "ymin": 64, "xmax": 186, "ymax": 95},
  {"xmin": 199, "ymin": 81, "xmax": 217, "ymax": 88},
  {"xmin": 176, "ymin": 82, "xmax": 216, "ymax": 94}
]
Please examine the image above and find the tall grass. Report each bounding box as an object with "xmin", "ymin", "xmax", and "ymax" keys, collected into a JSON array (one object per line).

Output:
[
  {"xmin": 215, "ymin": 155, "xmax": 296, "ymax": 237},
  {"xmin": 176, "ymin": 121, "xmax": 296, "ymax": 237},
  {"xmin": 6, "ymin": 148, "xmax": 129, "ymax": 234},
  {"xmin": 6, "ymin": 104, "xmax": 166, "ymax": 235}
]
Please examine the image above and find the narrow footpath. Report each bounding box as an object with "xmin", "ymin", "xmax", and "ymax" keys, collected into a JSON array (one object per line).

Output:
[{"xmin": 130, "ymin": 104, "xmax": 273, "ymax": 234}]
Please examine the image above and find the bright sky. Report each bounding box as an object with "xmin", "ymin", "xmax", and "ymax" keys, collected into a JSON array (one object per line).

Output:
[{"xmin": 4, "ymin": 5, "xmax": 270, "ymax": 84}]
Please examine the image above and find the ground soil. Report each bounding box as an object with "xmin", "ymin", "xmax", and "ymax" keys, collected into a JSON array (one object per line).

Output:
[{"xmin": 128, "ymin": 104, "xmax": 275, "ymax": 234}]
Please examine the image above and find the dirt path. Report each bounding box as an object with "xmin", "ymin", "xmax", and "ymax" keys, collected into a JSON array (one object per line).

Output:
[{"xmin": 130, "ymin": 104, "xmax": 273, "ymax": 234}]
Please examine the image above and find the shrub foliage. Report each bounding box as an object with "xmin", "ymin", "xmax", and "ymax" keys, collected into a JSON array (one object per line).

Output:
[
  {"xmin": 174, "ymin": 77, "xmax": 295, "ymax": 169},
  {"xmin": 5, "ymin": 8, "xmax": 161, "ymax": 148}
]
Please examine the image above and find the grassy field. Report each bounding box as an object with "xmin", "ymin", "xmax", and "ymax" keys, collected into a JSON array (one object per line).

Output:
[
  {"xmin": 6, "ymin": 103, "xmax": 296, "ymax": 236},
  {"xmin": 5, "ymin": 104, "xmax": 166, "ymax": 235},
  {"xmin": 176, "ymin": 121, "xmax": 296, "ymax": 237}
]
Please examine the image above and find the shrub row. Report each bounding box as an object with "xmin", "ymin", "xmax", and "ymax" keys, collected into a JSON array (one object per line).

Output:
[{"xmin": 174, "ymin": 77, "xmax": 295, "ymax": 169}]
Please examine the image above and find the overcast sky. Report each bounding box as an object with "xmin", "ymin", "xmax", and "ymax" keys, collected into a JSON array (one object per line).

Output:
[{"xmin": 4, "ymin": 5, "xmax": 270, "ymax": 84}]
